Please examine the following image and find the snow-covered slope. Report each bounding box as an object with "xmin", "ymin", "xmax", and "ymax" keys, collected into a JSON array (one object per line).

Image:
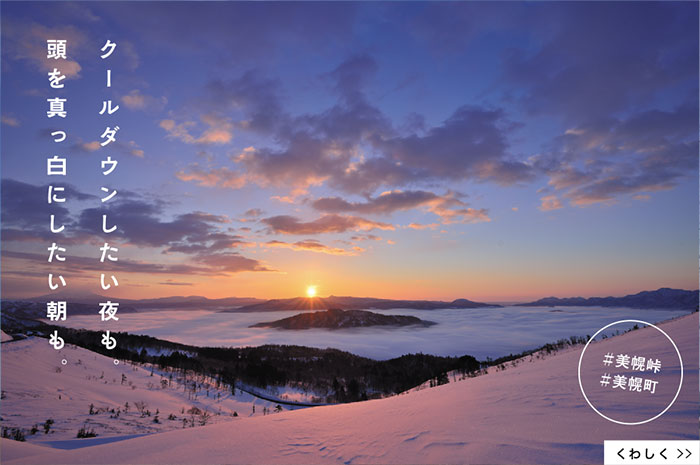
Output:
[
  {"xmin": 2, "ymin": 313, "xmax": 698, "ymax": 465},
  {"xmin": 1, "ymin": 330, "xmax": 12, "ymax": 342},
  {"xmin": 0, "ymin": 337, "xmax": 297, "ymax": 447}
]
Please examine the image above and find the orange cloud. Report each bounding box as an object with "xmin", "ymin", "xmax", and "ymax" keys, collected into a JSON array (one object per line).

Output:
[
  {"xmin": 539, "ymin": 195, "xmax": 563, "ymax": 211},
  {"xmin": 262, "ymin": 214, "xmax": 395, "ymax": 235},
  {"xmin": 264, "ymin": 239, "xmax": 361, "ymax": 256},
  {"xmin": 176, "ymin": 165, "xmax": 246, "ymax": 189},
  {"xmin": 406, "ymin": 223, "xmax": 439, "ymax": 230},
  {"xmin": 160, "ymin": 114, "xmax": 233, "ymax": 145}
]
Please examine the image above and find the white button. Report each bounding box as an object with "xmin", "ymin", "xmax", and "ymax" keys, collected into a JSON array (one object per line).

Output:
[{"xmin": 605, "ymin": 441, "xmax": 699, "ymax": 465}]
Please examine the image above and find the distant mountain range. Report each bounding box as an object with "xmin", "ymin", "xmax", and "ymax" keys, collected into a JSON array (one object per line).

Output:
[
  {"xmin": 518, "ymin": 288, "xmax": 699, "ymax": 310},
  {"xmin": 250, "ymin": 308, "xmax": 436, "ymax": 330},
  {"xmin": 1, "ymin": 293, "xmax": 264, "ymax": 318},
  {"xmin": 8, "ymin": 287, "xmax": 697, "ymax": 316},
  {"xmin": 227, "ymin": 295, "xmax": 500, "ymax": 312},
  {"xmin": 19, "ymin": 291, "xmax": 263, "ymax": 310},
  {"xmin": 5, "ymin": 292, "xmax": 497, "ymax": 316}
]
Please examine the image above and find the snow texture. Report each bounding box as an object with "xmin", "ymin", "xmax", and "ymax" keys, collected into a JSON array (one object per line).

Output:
[{"xmin": 2, "ymin": 312, "xmax": 696, "ymax": 464}]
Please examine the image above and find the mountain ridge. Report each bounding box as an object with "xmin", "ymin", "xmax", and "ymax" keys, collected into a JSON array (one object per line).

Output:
[
  {"xmin": 518, "ymin": 287, "xmax": 698, "ymax": 310},
  {"xmin": 12, "ymin": 287, "xmax": 697, "ymax": 312},
  {"xmin": 226, "ymin": 295, "xmax": 500, "ymax": 312}
]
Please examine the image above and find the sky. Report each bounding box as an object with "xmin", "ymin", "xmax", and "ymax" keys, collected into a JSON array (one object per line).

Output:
[{"xmin": 1, "ymin": 1, "xmax": 698, "ymax": 302}]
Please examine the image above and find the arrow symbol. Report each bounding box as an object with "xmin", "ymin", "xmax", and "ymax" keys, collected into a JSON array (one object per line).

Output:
[
  {"xmin": 685, "ymin": 449, "xmax": 691, "ymax": 459},
  {"xmin": 659, "ymin": 448, "xmax": 667, "ymax": 460},
  {"xmin": 677, "ymin": 449, "xmax": 684, "ymax": 459},
  {"xmin": 618, "ymin": 448, "xmax": 625, "ymax": 460}
]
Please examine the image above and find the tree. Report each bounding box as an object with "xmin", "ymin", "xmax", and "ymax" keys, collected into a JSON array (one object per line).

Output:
[
  {"xmin": 134, "ymin": 401, "xmax": 148, "ymax": 415},
  {"xmin": 2, "ymin": 427, "xmax": 26, "ymax": 442},
  {"xmin": 43, "ymin": 419, "xmax": 54, "ymax": 434},
  {"xmin": 77, "ymin": 424, "xmax": 97, "ymax": 438},
  {"xmin": 347, "ymin": 379, "xmax": 360, "ymax": 401}
]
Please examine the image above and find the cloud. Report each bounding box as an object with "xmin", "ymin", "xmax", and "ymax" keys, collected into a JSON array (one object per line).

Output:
[
  {"xmin": 75, "ymin": 140, "xmax": 101, "ymax": 152},
  {"xmin": 405, "ymin": 223, "xmax": 439, "ymax": 230},
  {"xmin": 4, "ymin": 249, "xmax": 272, "ymax": 278},
  {"xmin": 350, "ymin": 234, "xmax": 382, "ymax": 241},
  {"xmin": 77, "ymin": 202, "xmax": 231, "ymax": 249},
  {"xmin": 312, "ymin": 190, "xmax": 438, "ymax": 215},
  {"xmin": 160, "ymin": 114, "xmax": 233, "ymax": 145},
  {"xmin": 3, "ymin": 250, "xmax": 211, "ymax": 276},
  {"xmin": 2, "ymin": 20, "xmax": 87, "ymax": 78},
  {"xmin": 121, "ymin": 90, "xmax": 146, "ymax": 109},
  {"xmin": 190, "ymin": 252, "xmax": 273, "ymax": 273},
  {"xmin": 176, "ymin": 62, "xmax": 532, "ymax": 197},
  {"xmin": 203, "ymin": 70, "xmax": 286, "ymax": 134},
  {"xmin": 312, "ymin": 190, "xmax": 490, "ymax": 224},
  {"xmin": 565, "ymin": 172, "xmax": 678, "ymax": 207},
  {"xmin": 197, "ymin": 114, "xmax": 234, "ymax": 144},
  {"xmin": 175, "ymin": 59, "xmax": 535, "ymax": 202},
  {"xmin": 121, "ymin": 89, "xmax": 167, "ymax": 111},
  {"xmin": 160, "ymin": 14, "xmax": 693, "ymax": 211},
  {"xmin": 70, "ymin": 139, "xmax": 145, "ymax": 157},
  {"xmin": 325, "ymin": 54, "xmax": 378, "ymax": 104},
  {"xmin": 261, "ymin": 214, "xmax": 394, "ymax": 235},
  {"xmin": 171, "ymin": 59, "xmax": 390, "ymax": 193},
  {"xmin": 2, "ymin": 179, "xmax": 272, "ymax": 278},
  {"xmin": 1, "ymin": 180, "xmax": 243, "ymax": 255},
  {"xmin": 366, "ymin": 105, "xmax": 532, "ymax": 188},
  {"xmin": 244, "ymin": 208, "xmax": 264, "ymax": 218},
  {"xmin": 176, "ymin": 164, "xmax": 246, "ymax": 189},
  {"xmin": 159, "ymin": 119, "xmax": 195, "ymax": 142},
  {"xmin": 232, "ymin": 140, "xmax": 339, "ymax": 192},
  {"xmin": 164, "ymin": 232, "xmax": 252, "ymax": 255},
  {"xmin": 1, "ymin": 115, "xmax": 20, "ymax": 127},
  {"xmin": 75, "ymin": 197, "xmax": 267, "ymax": 272},
  {"xmin": 535, "ymin": 103, "xmax": 698, "ymax": 206},
  {"xmin": 1, "ymin": 179, "xmax": 95, "ymax": 242},
  {"xmin": 539, "ymin": 195, "xmax": 563, "ymax": 212},
  {"xmin": 264, "ymin": 239, "xmax": 360, "ymax": 256}
]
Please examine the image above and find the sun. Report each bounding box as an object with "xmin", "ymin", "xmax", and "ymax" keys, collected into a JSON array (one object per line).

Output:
[{"xmin": 306, "ymin": 285, "xmax": 317, "ymax": 298}]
